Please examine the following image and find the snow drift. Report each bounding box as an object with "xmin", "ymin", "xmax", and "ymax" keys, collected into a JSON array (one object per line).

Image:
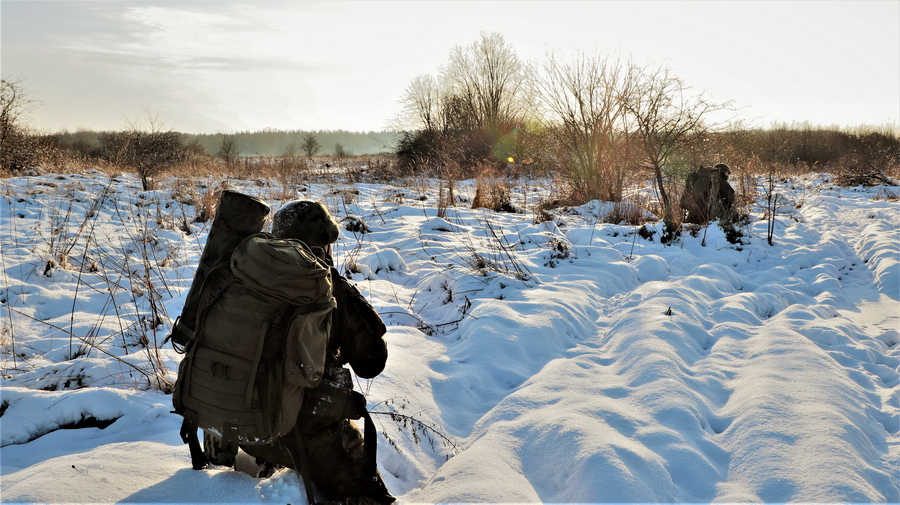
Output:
[{"xmin": 1, "ymin": 171, "xmax": 897, "ymax": 503}]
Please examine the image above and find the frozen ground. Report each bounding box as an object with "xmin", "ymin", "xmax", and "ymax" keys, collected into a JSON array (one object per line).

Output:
[{"xmin": 1, "ymin": 170, "xmax": 897, "ymax": 503}]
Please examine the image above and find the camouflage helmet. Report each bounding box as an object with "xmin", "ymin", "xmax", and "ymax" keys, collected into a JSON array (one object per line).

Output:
[
  {"xmin": 714, "ymin": 163, "xmax": 731, "ymax": 176},
  {"xmin": 271, "ymin": 200, "xmax": 339, "ymax": 246}
]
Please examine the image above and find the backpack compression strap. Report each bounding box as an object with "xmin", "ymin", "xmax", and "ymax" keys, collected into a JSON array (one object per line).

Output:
[
  {"xmin": 350, "ymin": 390, "xmax": 379, "ymax": 483},
  {"xmin": 291, "ymin": 424, "xmax": 318, "ymax": 505},
  {"xmin": 179, "ymin": 411, "xmax": 210, "ymax": 470}
]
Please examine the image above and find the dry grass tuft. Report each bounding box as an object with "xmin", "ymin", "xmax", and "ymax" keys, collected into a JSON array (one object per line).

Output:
[
  {"xmin": 603, "ymin": 202, "xmax": 648, "ymax": 225},
  {"xmin": 192, "ymin": 181, "xmax": 229, "ymax": 223},
  {"xmin": 471, "ymin": 168, "xmax": 517, "ymax": 213}
]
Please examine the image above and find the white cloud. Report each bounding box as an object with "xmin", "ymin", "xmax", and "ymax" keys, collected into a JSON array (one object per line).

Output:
[{"xmin": 3, "ymin": 0, "xmax": 898, "ymax": 133}]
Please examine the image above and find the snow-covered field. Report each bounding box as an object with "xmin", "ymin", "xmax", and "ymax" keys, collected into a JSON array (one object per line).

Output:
[{"xmin": 1, "ymin": 169, "xmax": 898, "ymax": 503}]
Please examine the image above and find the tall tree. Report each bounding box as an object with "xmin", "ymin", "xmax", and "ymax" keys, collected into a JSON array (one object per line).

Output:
[
  {"xmin": 395, "ymin": 74, "xmax": 442, "ymax": 132},
  {"xmin": 217, "ymin": 134, "xmax": 240, "ymax": 166},
  {"xmin": 301, "ymin": 132, "xmax": 321, "ymax": 158},
  {"xmin": 439, "ymin": 31, "xmax": 528, "ymax": 133}
]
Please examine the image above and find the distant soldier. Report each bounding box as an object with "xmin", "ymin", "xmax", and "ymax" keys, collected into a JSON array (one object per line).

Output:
[{"xmin": 682, "ymin": 163, "xmax": 735, "ymax": 224}]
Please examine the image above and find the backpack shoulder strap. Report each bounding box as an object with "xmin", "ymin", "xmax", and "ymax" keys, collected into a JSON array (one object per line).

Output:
[{"xmin": 328, "ymin": 268, "xmax": 349, "ymax": 354}]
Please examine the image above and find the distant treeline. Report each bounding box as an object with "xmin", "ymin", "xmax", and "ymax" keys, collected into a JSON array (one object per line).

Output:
[{"xmin": 56, "ymin": 129, "xmax": 401, "ymax": 157}]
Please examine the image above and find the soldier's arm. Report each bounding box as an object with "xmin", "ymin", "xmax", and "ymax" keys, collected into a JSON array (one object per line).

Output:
[{"xmin": 332, "ymin": 270, "xmax": 388, "ymax": 379}]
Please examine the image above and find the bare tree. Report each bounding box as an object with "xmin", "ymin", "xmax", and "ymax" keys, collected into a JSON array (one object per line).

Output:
[
  {"xmin": 301, "ymin": 132, "xmax": 321, "ymax": 158},
  {"xmin": 534, "ymin": 52, "xmax": 634, "ymax": 202},
  {"xmin": 394, "ymin": 74, "xmax": 442, "ymax": 132},
  {"xmin": 0, "ymin": 78, "xmax": 54, "ymax": 173},
  {"xmin": 217, "ymin": 134, "xmax": 240, "ymax": 166},
  {"xmin": 0, "ymin": 78, "xmax": 35, "ymax": 140},
  {"xmin": 393, "ymin": 32, "xmax": 532, "ymax": 175},
  {"xmin": 624, "ymin": 65, "xmax": 730, "ymax": 231},
  {"xmin": 439, "ymin": 31, "xmax": 528, "ymax": 133}
]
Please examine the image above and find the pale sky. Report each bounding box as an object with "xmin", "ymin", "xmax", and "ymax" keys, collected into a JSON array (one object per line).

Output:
[{"xmin": 2, "ymin": 0, "xmax": 898, "ymax": 134}]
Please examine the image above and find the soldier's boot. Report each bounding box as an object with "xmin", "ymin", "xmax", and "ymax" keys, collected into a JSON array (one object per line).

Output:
[
  {"xmin": 202, "ymin": 431, "xmax": 236, "ymax": 467},
  {"xmin": 256, "ymin": 458, "xmax": 278, "ymax": 479}
]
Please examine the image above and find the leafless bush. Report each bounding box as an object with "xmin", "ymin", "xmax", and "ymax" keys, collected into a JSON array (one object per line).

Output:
[
  {"xmin": 544, "ymin": 237, "xmax": 573, "ymax": 268},
  {"xmin": 1, "ymin": 79, "xmax": 69, "ymax": 175},
  {"xmin": 833, "ymin": 164, "xmax": 897, "ymax": 187},
  {"xmin": 273, "ymin": 156, "xmax": 310, "ymax": 187},
  {"xmin": 533, "ymin": 51, "xmax": 635, "ymax": 204},
  {"xmin": 100, "ymin": 116, "xmax": 193, "ymax": 191}
]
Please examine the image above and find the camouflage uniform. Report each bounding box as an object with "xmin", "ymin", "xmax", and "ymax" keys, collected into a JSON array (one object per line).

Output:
[
  {"xmin": 682, "ymin": 163, "xmax": 736, "ymax": 224},
  {"xmin": 205, "ymin": 200, "xmax": 394, "ymax": 505}
]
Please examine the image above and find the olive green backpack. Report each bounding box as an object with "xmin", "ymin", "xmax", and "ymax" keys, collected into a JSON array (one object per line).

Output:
[{"xmin": 170, "ymin": 191, "xmax": 335, "ymax": 469}]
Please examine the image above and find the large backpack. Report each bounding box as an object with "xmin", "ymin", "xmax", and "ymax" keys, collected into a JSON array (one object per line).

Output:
[
  {"xmin": 682, "ymin": 166, "xmax": 724, "ymax": 223},
  {"xmin": 170, "ymin": 192, "xmax": 336, "ymax": 470}
]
